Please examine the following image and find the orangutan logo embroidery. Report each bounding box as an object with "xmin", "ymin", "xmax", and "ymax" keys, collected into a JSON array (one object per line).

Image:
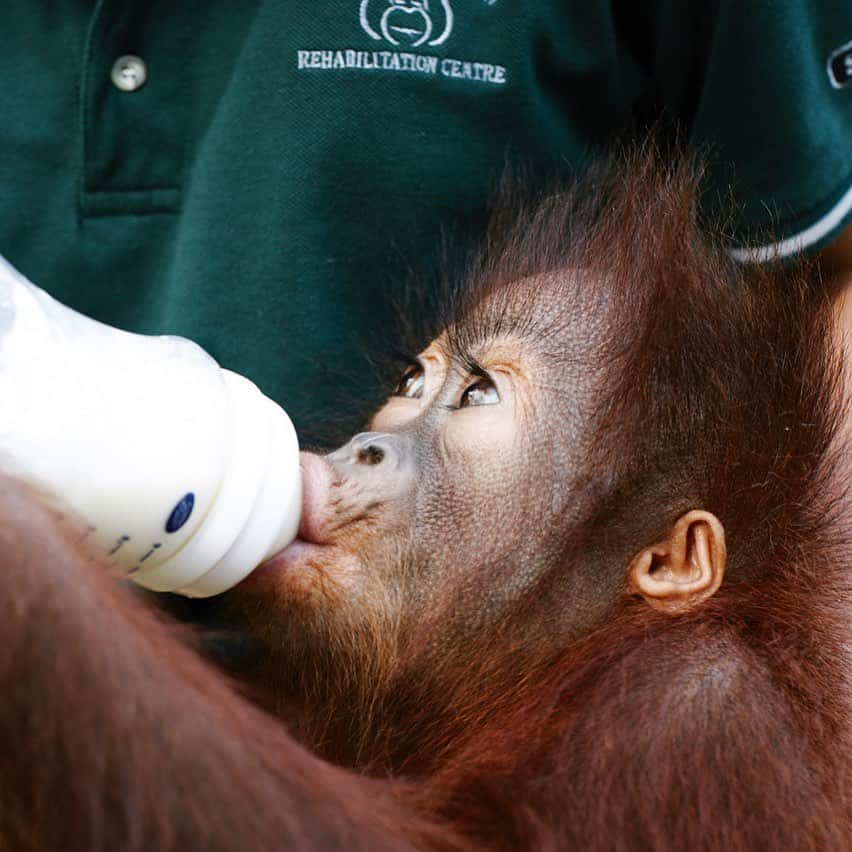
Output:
[
  {"xmin": 360, "ymin": 0, "xmax": 454, "ymax": 48},
  {"xmin": 296, "ymin": 0, "xmax": 505, "ymax": 86}
]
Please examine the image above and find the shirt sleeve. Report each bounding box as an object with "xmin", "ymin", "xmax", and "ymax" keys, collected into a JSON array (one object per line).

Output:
[{"xmin": 650, "ymin": 0, "xmax": 852, "ymax": 259}]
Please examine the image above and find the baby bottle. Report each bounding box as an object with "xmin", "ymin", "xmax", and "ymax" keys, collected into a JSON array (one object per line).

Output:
[{"xmin": 0, "ymin": 255, "xmax": 301, "ymax": 597}]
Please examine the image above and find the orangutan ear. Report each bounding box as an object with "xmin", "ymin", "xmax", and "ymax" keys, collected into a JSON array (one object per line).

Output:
[{"xmin": 629, "ymin": 510, "xmax": 726, "ymax": 615}]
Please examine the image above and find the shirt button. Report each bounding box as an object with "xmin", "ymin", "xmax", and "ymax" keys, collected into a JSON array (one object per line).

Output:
[{"xmin": 111, "ymin": 55, "xmax": 147, "ymax": 92}]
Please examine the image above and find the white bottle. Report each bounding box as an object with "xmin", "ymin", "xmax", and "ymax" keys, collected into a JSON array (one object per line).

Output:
[{"xmin": 0, "ymin": 255, "xmax": 301, "ymax": 597}]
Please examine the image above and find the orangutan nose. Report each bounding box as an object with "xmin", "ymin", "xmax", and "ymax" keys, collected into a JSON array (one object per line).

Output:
[
  {"xmin": 336, "ymin": 432, "xmax": 401, "ymax": 468},
  {"xmin": 356, "ymin": 443, "xmax": 384, "ymax": 465}
]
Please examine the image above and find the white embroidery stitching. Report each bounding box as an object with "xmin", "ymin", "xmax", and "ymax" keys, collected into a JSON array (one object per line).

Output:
[
  {"xmin": 298, "ymin": 3, "xmax": 506, "ymax": 87},
  {"xmin": 827, "ymin": 39, "xmax": 852, "ymax": 89},
  {"xmin": 360, "ymin": 1, "xmax": 453, "ymax": 48},
  {"xmin": 296, "ymin": 48, "xmax": 506, "ymax": 84}
]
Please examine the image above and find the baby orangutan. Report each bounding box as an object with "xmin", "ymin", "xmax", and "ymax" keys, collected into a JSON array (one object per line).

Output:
[{"xmin": 0, "ymin": 150, "xmax": 850, "ymax": 851}]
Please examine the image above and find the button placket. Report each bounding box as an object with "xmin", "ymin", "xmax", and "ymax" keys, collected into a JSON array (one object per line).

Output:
[
  {"xmin": 111, "ymin": 55, "xmax": 147, "ymax": 92},
  {"xmin": 79, "ymin": 3, "xmax": 183, "ymax": 216}
]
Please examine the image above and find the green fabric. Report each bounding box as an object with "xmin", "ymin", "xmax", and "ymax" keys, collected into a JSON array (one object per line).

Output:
[{"xmin": 1, "ymin": 1, "xmax": 850, "ymax": 443}]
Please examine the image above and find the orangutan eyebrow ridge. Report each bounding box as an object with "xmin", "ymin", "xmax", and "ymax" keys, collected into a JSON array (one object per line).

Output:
[{"xmin": 453, "ymin": 351, "xmax": 491, "ymax": 382}]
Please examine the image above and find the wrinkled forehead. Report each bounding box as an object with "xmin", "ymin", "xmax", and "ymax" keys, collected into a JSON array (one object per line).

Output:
[{"xmin": 445, "ymin": 271, "xmax": 614, "ymax": 368}]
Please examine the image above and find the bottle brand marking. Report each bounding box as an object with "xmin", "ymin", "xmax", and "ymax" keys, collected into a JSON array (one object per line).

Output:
[{"xmin": 166, "ymin": 493, "xmax": 195, "ymax": 533}]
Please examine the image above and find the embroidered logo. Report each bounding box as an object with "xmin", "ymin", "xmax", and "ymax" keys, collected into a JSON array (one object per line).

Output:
[
  {"xmin": 827, "ymin": 39, "xmax": 852, "ymax": 89},
  {"xmin": 296, "ymin": 0, "xmax": 506, "ymax": 86},
  {"xmin": 360, "ymin": 0, "xmax": 453, "ymax": 48}
]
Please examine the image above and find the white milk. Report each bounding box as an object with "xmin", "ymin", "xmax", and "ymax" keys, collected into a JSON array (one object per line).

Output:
[{"xmin": 0, "ymin": 256, "xmax": 301, "ymax": 597}]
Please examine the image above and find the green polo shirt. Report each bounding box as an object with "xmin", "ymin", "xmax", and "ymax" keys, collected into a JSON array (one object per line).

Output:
[{"xmin": 1, "ymin": 1, "xmax": 850, "ymax": 444}]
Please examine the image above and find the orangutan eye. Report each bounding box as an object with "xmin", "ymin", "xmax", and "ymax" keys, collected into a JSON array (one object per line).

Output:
[
  {"xmin": 459, "ymin": 377, "xmax": 500, "ymax": 408},
  {"xmin": 394, "ymin": 363, "xmax": 425, "ymax": 399}
]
